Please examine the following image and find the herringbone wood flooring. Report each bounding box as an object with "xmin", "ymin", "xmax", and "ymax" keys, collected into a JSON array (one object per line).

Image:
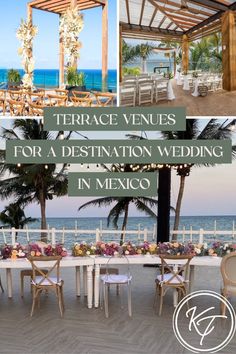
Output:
[{"xmin": 0, "ymin": 265, "xmax": 235, "ymax": 354}]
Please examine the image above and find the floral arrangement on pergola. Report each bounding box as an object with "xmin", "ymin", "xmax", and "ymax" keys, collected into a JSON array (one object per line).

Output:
[
  {"xmin": 59, "ymin": 6, "xmax": 84, "ymax": 68},
  {"xmin": 16, "ymin": 19, "xmax": 38, "ymax": 89}
]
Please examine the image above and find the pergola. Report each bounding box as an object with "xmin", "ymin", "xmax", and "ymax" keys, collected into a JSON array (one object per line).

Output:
[
  {"xmin": 120, "ymin": 0, "xmax": 236, "ymax": 90},
  {"xmin": 27, "ymin": 0, "xmax": 108, "ymax": 87}
]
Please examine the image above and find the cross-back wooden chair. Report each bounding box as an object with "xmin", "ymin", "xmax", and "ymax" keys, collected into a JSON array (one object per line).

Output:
[
  {"xmin": 28, "ymin": 256, "xmax": 64, "ymax": 317},
  {"xmin": 55, "ymin": 88, "xmax": 68, "ymax": 96},
  {"xmin": 70, "ymin": 96, "xmax": 93, "ymax": 107},
  {"xmin": 46, "ymin": 94, "xmax": 67, "ymax": 107},
  {"xmin": 154, "ymin": 254, "xmax": 193, "ymax": 316},
  {"xmin": 8, "ymin": 90, "xmax": 23, "ymax": 101},
  {"xmin": 72, "ymin": 90, "xmax": 91, "ymax": 99},
  {"xmin": 28, "ymin": 102, "xmax": 44, "ymax": 116},
  {"xmin": 93, "ymin": 92, "xmax": 116, "ymax": 107},
  {"xmin": 27, "ymin": 92, "xmax": 45, "ymax": 105},
  {"xmin": 221, "ymin": 252, "xmax": 236, "ymax": 316},
  {"xmin": 8, "ymin": 99, "xmax": 25, "ymax": 116},
  {"xmin": 0, "ymin": 90, "xmax": 6, "ymax": 115}
]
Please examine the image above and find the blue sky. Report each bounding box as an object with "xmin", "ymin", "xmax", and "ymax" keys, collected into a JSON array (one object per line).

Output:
[{"xmin": 0, "ymin": 0, "xmax": 117, "ymax": 70}]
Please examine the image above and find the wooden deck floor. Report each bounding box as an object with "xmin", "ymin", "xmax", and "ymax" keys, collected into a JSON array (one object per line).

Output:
[
  {"xmin": 0, "ymin": 265, "xmax": 235, "ymax": 354},
  {"xmin": 156, "ymin": 81, "xmax": 236, "ymax": 116}
]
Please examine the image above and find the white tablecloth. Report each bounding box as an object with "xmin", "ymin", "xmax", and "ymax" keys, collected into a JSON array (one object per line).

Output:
[
  {"xmin": 168, "ymin": 79, "xmax": 175, "ymax": 100},
  {"xmin": 192, "ymin": 78, "xmax": 200, "ymax": 97},
  {"xmin": 183, "ymin": 76, "xmax": 190, "ymax": 90}
]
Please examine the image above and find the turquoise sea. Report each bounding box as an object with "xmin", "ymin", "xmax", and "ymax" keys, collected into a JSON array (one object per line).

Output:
[
  {"xmin": 1, "ymin": 216, "xmax": 236, "ymax": 249},
  {"xmin": 0, "ymin": 69, "xmax": 117, "ymax": 92}
]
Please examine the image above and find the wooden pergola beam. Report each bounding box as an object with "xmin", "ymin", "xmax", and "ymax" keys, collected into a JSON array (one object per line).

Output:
[
  {"xmin": 28, "ymin": 0, "xmax": 108, "ymax": 88},
  {"xmin": 139, "ymin": 0, "xmax": 146, "ymax": 26},
  {"xmin": 121, "ymin": 22, "xmax": 183, "ymax": 37},
  {"xmin": 185, "ymin": 10, "xmax": 224, "ymax": 35},
  {"xmin": 125, "ymin": 0, "xmax": 131, "ymax": 24},
  {"xmin": 102, "ymin": 0, "xmax": 108, "ymax": 82},
  {"xmin": 150, "ymin": 0, "xmax": 215, "ymax": 17},
  {"xmin": 29, "ymin": 0, "xmax": 103, "ymax": 13},
  {"xmin": 189, "ymin": 0, "xmax": 228, "ymax": 11},
  {"xmin": 149, "ymin": 7, "xmax": 158, "ymax": 27},
  {"xmin": 147, "ymin": 0, "xmax": 185, "ymax": 31}
]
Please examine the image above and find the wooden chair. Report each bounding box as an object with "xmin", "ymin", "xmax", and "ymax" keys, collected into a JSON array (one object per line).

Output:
[
  {"xmin": 28, "ymin": 256, "xmax": 64, "ymax": 317},
  {"xmin": 27, "ymin": 92, "xmax": 44, "ymax": 105},
  {"xmin": 46, "ymin": 94, "xmax": 67, "ymax": 107},
  {"xmin": 55, "ymin": 88, "xmax": 69, "ymax": 96},
  {"xmin": 0, "ymin": 90, "xmax": 6, "ymax": 115},
  {"xmin": 8, "ymin": 99, "xmax": 25, "ymax": 116},
  {"xmin": 72, "ymin": 90, "xmax": 91, "ymax": 99},
  {"xmin": 221, "ymin": 252, "xmax": 236, "ymax": 316},
  {"xmin": 120, "ymin": 83, "xmax": 136, "ymax": 107},
  {"xmin": 93, "ymin": 92, "xmax": 116, "ymax": 107},
  {"xmin": 8, "ymin": 90, "xmax": 23, "ymax": 101},
  {"xmin": 123, "ymin": 75, "xmax": 136, "ymax": 81},
  {"xmin": 154, "ymin": 254, "xmax": 193, "ymax": 316},
  {"xmin": 20, "ymin": 268, "xmax": 49, "ymax": 297},
  {"xmin": 155, "ymin": 79, "xmax": 169, "ymax": 103},
  {"xmin": 28, "ymin": 102, "xmax": 44, "ymax": 116},
  {"xmin": 138, "ymin": 80, "xmax": 154, "ymax": 105},
  {"xmin": 71, "ymin": 96, "xmax": 93, "ymax": 107}
]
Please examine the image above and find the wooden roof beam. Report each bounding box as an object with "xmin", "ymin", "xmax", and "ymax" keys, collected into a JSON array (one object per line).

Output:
[
  {"xmin": 44, "ymin": 0, "xmax": 91, "ymax": 11},
  {"xmin": 147, "ymin": 0, "xmax": 185, "ymax": 31},
  {"xmin": 139, "ymin": 0, "xmax": 146, "ymax": 25},
  {"xmin": 151, "ymin": 0, "xmax": 215, "ymax": 17},
  {"xmin": 121, "ymin": 22, "xmax": 183, "ymax": 36},
  {"xmin": 149, "ymin": 7, "xmax": 158, "ymax": 26},
  {"xmin": 189, "ymin": 0, "xmax": 228, "ymax": 11},
  {"xmin": 125, "ymin": 0, "xmax": 131, "ymax": 24},
  {"xmin": 185, "ymin": 10, "xmax": 224, "ymax": 35}
]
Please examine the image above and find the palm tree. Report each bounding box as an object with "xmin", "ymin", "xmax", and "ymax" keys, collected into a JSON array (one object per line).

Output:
[
  {"xmin": 190, "ymin": 33, "xmax": 222, "ymax": 71},
  {"xmin": 0, "ymin": 119, "xmax": 70, "ymax": 242},
  {"xmin": 122, "ymin": 40, "xmax": 139, "ymax": 65},
  {"xmin": 0, "ymin": 202, "xmax": 36, "ymax": 230},
  {"xmin": 163, "ymin": 119, "xmax": 236, "ymax": 237},
  {"xmin": 78, "ymin": 163, "xmax": 158, "ymax": 244},
  {"xmin": 135, "ymin": 42, "xmax": 154, "ymax": 73}
]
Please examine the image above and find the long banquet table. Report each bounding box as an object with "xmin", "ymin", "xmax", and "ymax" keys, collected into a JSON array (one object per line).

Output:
[
  {"xmin": 0, "ymin": 256, "xmax": 94, "ymax": 308},
  {"xmin": 0, "ymin": 255, "xmax": 223, "ymax": 309},
  {"xmin": 93, "ymin": 255, "xmax": 222, "ymax": 308}
]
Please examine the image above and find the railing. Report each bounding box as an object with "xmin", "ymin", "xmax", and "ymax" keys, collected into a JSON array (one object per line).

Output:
[
  {"xmin": 0, "ymin": 70, "xmax": 117, "ymax": 92},
  {"xmin": 1, "ymin": 225, "xmax": 236, "ymax": 246}
]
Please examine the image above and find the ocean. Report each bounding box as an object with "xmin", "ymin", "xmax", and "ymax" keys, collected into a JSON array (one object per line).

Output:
[
  {"xmin": 1, "ymin": 216, "xmax": 236, "ymax": 249},
  {"xmin": 0, "ymin": 69, "xmax": 117, "ymax": 92}
]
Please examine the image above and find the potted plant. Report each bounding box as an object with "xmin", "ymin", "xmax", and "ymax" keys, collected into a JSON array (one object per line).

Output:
[
  {"xmin": 7, "ymin": 69, "xmax": 22, "ymax": 89},
  {"xmin": 66, "ymin": 67, "xmax": 86, "ymax": 97}
]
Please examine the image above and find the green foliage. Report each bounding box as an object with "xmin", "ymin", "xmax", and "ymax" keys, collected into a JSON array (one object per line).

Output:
[
  {"xmin": 7, "ymin": 69, "xmax": 21, "ymax": 83},
  {"xmin": 66, "ymin": 67, "xmax": 86, "ymax": 86},
  {"xmin": 190, "ymin": 33, "xmax": 222, "ymax": 72},
  {"xmin": 123, "ymin": 67, "xmax": 141, "ymax": 76},
  {"xmin": 135, "ymin": 42, "xmax": 154, "ymax": 60},
  {"xmin": 0, "ymin": 120, "xmax": 71, "ymax": 239},
  {"xmin": 0, "ymin": 203, "xmax": 37, "ymax": 229},
  {"xmin": 122, "ymin": 40, "xmax": 139, "ymax": 65}
]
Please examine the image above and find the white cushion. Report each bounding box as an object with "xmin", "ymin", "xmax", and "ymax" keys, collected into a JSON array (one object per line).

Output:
[
  {"xmin": 121, "ymin": 88, "xmax": 135, "ymax": 93},
  {"xmin": 101, "ymin": 274, "xmax": 132, "ymax": 284},
  {"xmin": 32, "ymin": 276, "xmax": 62, "ymax": 286},
  {"xmin": 139, "ymin": 85, "xmax": 152, "ymax": 90},
  {"xmin": 156, "ymin": 273, "xmax": 184, "ymax": 284}
]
